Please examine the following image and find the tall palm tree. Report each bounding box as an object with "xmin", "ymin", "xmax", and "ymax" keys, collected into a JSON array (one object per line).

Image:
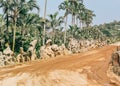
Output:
[
  {"xmin": 69, "ymin": 0, "xmax": 83, "ymax": 26},
  {"xmin": 59, "ymin": 0, "xmax": 70, "ymax": 44},
  {"xmin": 76, "ymin": 2, "xmax": 85, "ymax": 28},
  {"xmin": 84, "ymin": 9, "xmax": 95, "ymax": 27},
  {"xmin": 69, "ymin": 0, "xmax": 85, "ymax": 27},
  {"xmin": 43, "ymin": 0, "xmax": 47, "ymax": 45},
  {"xmin": 75, "ymin": 0, "xmax": 83, "ymax": 25},
  {"xmin": 12, "ymin": 0, "xmax": 39, "ymax": 52},
  {"xmin": 0, "ymin": 0, "xmax": 13, "ymax": 31}
]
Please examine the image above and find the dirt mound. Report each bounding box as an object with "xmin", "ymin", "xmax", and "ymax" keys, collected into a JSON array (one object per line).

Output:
[
  {"xmin": 0, "ymin": 69, "xmax": 101, "ymax": 86},
  {"xmin": 0, "ymin": 45, "xmax": 118, "ymax": 86}
]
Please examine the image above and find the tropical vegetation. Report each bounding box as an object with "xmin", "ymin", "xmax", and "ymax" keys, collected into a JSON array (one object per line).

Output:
[{"xmin": 0, "ymin": 0, "xmax": 119, "ymax": 54}]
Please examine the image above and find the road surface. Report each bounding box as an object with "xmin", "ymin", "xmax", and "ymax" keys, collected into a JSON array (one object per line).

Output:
[{"xmin": 0, "ymin": 45, "xmax": 118, "ymax": 86}]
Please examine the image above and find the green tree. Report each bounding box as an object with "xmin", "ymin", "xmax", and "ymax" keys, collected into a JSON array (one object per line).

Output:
[
  {"xmin": 0, "ymin": 0, "xmax": 39, "ymax": 52},
  {"xmin": 76, "ymin": 0, "xmax": 85, "ymax": 28},
  {"xmin": 0, "ymin": 0, "xmax": 13, "ymax": 31},
  {"xmin": 84, "ymin": 9, "xmax": 95, "ymax": 27},
  {"xmin": 43, "ymin": 0, "xmax": 47, "ymax": 45},
  {"xmin": 59, "ymin": 0, "xmax": 70, "ymax": 44},
  {"xmin": 48, "ymin": 12, "xmax": 63, "ymax": 44}
]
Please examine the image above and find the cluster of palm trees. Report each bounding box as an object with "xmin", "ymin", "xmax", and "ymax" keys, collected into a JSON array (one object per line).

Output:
[
  {"xmin": 0, "ymin": 0, "xmax": 96, "ymax": 53},
  {"xmin": 59, "ymin": 0, "xmax": 95, "ymax": 27},
  {"xmin": 0, "ymin": 0, "xmax": 40, "ymax": 51},
  {"xmin": 58, "ymin": 0, "xmax": 95, "ymax": 43}
]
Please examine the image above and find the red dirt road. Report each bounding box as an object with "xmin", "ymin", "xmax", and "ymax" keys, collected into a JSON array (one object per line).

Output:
[{"xmin": 0, "ymin": 45, "xmax": 118, "ymax": 86}]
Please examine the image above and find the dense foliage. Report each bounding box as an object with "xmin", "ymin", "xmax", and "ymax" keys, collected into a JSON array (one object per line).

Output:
[
  {"xmin": 0, "ymin": 0, "xmax": 120, "ymax": 54},
  {"xmin": 96, "ymin": 21, "xmax": 120, "ymax": 43}
]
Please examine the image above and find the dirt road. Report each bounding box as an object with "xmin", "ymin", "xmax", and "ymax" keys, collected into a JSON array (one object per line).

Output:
[{"xmin": 0, "ymin": 45, "xmax": 118, "ymax": 86}]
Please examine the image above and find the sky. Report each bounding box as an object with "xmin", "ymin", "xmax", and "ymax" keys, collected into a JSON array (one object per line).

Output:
[
  {"xmin": 0, "ymin": 0, "xmax": 120, "ymax": 25},
  {"xmin": 37, "ymin": 0, "xmax": 120, "ymax": 25}
]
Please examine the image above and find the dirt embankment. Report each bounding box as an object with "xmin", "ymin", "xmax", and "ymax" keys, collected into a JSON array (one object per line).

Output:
[{"xmin": 0, "ymin": 45, "xmax": 119, "ymax": 86}]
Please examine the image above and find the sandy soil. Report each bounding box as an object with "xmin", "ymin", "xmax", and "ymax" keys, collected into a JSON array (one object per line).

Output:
[
  {"xmin": 111, "ymin": 42, "xmax": 120, "ymax": 46},
  {"xmin": 0, "ymin": 45, "xmax": 119, "ymax": 86}
]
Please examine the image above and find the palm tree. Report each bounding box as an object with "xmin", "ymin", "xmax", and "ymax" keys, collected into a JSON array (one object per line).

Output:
[
  {"xmin": 0, "ymin": 14, "xmax": 5, "ymax": 34},
  {"xmin": 69, "ymin": 0, "xmax": 76, "ymax": 25},
  {"xmin": 43, "ymin": 0, "xmax": 47, "ymax": 45},
  {"xmin": 84, "ymin": 9, "xmax": 95, "ymax": 27},
  {"xmin": 59, "ymin": 0, "xmax": 70, "ymax": 44},
  {"xmin": 0, "ymin": 0, "xmax": 39, "ymax": 52},
  {"xmin": 12, "ymin": 0, "xmax": 39, "ymax": 52},
  {"xmin": 48, "ymin": 12, "xmax": 63, "ymax": 44},
  {"xmin": 76, "ymin": 0, "xmax": 85, "ymax": 28},
  {"xmin": 0, "ymin": 14, "xmax": 5, "ymax": 50},
  {"xmin": 68, "ymin": 0, "xmax": 84, "ymax": 26},
  {"xmin": 54, "ymin": 27, "xmax": 64, "ymax": 45},
  {"xmin": 0, "ymin": 0, "xmax": 13, "ymax": 31},
  {"xmin": 18, "ymin": 13, "xmax": 40, "ymax": 37},
  {"xmin": 68, "ymin": 25, "xmax": 79, "ymax": 38}
]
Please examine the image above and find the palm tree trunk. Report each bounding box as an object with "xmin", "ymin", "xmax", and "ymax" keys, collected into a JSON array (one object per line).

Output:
[
  {"xmin": 43, "ymin": 0, "xmax": 47, "ymax": 45},
  {"xmin": 72, "ymin": 15, "xmax": 75, "ymax": 26},
  {"xmin": 52, "ymin": 28, "xmax": 55, "ymax": 44},
  {"xmin": 72, "ymin": 15, "xmax": 74, "ymax": 26},
  {"xmin": 64, "ymin": 15, "xmax": 68, "ymax": 44},
  {"xmin": 6, "ymin": 11, "xmax": 9, "ymax": 31},
  {"xmin": 12, "ymin": 7, "xmax": 18, "ymax": 52},
  {"xmin": 76, "ymin": 16, "xmax": 78, "ymax": 26},
  {"xmin": 74, "ymin": 15, "xmax": 76, "ymax": 25},
  {"xmin": 80, "ymin": 20, "xmax": 83, "ymax": 29},
  {"xmin": 12, "ymin": 18, "xmax": 16, "ymax": 52}
]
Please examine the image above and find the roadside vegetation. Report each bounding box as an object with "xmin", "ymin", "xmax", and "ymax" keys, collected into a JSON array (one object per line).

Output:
[{"xmin": 0, "ymin": 0, "xmax": 120, "ymax": 62}]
